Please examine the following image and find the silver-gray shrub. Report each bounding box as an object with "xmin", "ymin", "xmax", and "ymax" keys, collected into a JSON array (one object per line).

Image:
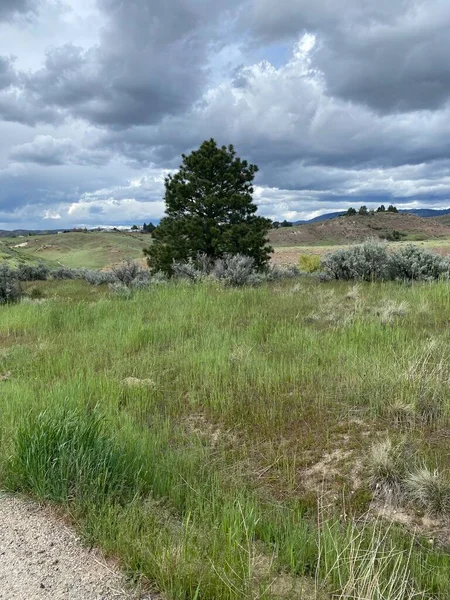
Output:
[
  {"xmin": 322, "ymin": 240, "xmax": 450, "ymax": 282},
  {"xmin": 171, "ymin": 253, "xmax": 304, "ymax": 286},
  {"xmin": 267, "ymin": 264, "xmax": 303, "ymax": 280},
  {"xmin": 0, "ymin": 264, "xmax": 22, "ymax": 304},
  {"xmin": 51, "ymin": 266, "xmax": 81, "ymax": 280},
  {"xmin": 321, "ymin": 240, "xmax": 391, "ymax": 282},
  {"xmin": 16, "ymin": 262, "xmax": 50, "ymax": 281},
  {"xmin": 111, "ymin": 260, "xmax": 148, "ymax": 286},
  {"xmin": 172, "ymin": 257, "xmax": 207, "ymax": 282},
  {"xmin": 80, "ymin": 268, "xmax": 117, "ymax": 285},
  {"xmin": 388, "ymin": 244, "xmax": 448, "ymax": 281},
  {"xmin": 212, "ymin": 254, "xmax": 266, "ymax": 286},
  {"xmin": 51, "ymin": 267, "xmax": 115, "ymax": 285}
]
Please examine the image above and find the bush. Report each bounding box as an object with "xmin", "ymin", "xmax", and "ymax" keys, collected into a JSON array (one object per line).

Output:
[
  {"xmin": 16, "ymin": 262, "xmax": 50, "ymax": 281},
  {"xmin": 80, "ymin": 269, "xmax": 116, "ymax": 286},
  {"xmin": 111, "ymin": 261, "xmax": 148, "ymax": 287},
  {"xmin": 322, "ymin": 240, "xmax": 450, "ymax": 282},
  {"xmin": 212, "ymin": 254, "xmax": 265, "ymax": 286},
  {"xmin": 299, "ymin": 254, "xmax": 321, "ymax": 273},
  {"xmin": 0, "ymin": 264, "xmax": 22, "ymax": 304},
  {"xmin": 171, "ymin": 253, "xmax": 268, "ymax": 286},
  {"xmin": 321, "ymin": 240, "xmax": 391, "ymax": 281},
  {"xmin": 51, "ymin": 266, "xmax": 81, "ymax": 280},
  {"xmin": 267, "ymin": 264, "xmax": 302, "ymax": 280},
  {"xmin": 171, "ymin": 257, "xmax": 207, "ymax": 282},
  {"xmin": 389, "ymin": 244, "xmax": 447, "ymax": 281}
]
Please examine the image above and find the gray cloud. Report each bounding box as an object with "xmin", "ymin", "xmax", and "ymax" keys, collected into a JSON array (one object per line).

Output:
[
  {"xmin": 9, "ymin": 135, "xmax": 111, "ymax": 166},
  {"xmin": 2, "ymin": 0, "xmax": 450, "ymax": 229},
  {"xmin": 10, "ymin": 0, "xmax": 242, "ymax": 128},
  {"xmin": 0, "ymin": 0, "xmax": 38, "ymax": 21},
  {"xmin": 250, "ymin": 0, "xmax": 450, "ymax": 114},
  {"xmin": 0, "ymin": 56, "xmax": 17, "ymax": 89}
]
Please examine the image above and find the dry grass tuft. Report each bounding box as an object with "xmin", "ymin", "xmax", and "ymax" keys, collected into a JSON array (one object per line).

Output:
[{"xmin": 405, "ymin": 467, "xmax": 450, "ymax": 516}]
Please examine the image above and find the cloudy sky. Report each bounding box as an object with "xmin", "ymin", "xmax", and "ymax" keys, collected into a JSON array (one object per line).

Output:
[{"xmin": 1, "ymin": 0, "xmax": 450, "ymax": 229}]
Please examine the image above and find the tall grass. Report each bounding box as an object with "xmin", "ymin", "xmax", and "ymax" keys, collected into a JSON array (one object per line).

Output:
[{"xmin": 0, "ymin": 278, "xmax": 449, "ymax": 598}]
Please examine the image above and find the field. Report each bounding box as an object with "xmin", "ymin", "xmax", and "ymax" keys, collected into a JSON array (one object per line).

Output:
[
  {"xmin": 1, "ymin": 276, "xmax": 450, "ymax": 599},
  {"xmin": 0, "ymin": 231, "xmax": 149, "ymax": 269}
]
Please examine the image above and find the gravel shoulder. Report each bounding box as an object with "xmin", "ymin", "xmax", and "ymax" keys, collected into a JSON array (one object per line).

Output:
[{"xmin": 0, "ymin": 493, "xmax": 153, "ymax": 600}]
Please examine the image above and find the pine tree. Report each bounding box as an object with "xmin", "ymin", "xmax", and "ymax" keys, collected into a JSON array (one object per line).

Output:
[{"xmin": 144, "ymin": 139, "xmax": 273, "ymax": 274}]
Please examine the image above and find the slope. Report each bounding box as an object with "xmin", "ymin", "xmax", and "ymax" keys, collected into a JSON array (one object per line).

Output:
[{"xmin": 269, "ymin": 212, "xmax": 450, "ymax": 247}]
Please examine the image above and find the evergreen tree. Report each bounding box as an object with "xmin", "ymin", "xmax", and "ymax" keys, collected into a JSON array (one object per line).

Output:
[
  {"xmin": 345, "ymin": 207, "xmax": 357, "ymax": 216},
  {"xmin": 376, "ymin": 205, "xmax": 386, "ymax": 212},
  {"xmin": 387, "ymin": 205, "xmax": 398, "ymax": 213},
  {"xmin": 144, "ymin": 139, "xmax": 273, "ymax": 274},
  {"xmin": 143, "ymin": 222, "xmax": 156, "ymax": 233},
  {"xmin": 358, "ymin": 205, "xmax": 369, "ymax": 215}
]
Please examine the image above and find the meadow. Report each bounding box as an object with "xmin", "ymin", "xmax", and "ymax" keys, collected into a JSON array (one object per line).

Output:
[
  {"xmin": 0, "ymin": 231, "xmax": 148, "ymax": 269},
  {"xmin": 1, "ymin": 275, "xmax": 450, "ymax": 599}
]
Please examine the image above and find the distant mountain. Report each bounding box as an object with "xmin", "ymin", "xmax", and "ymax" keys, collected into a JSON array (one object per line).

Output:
[
  {"xmin": 0, "ymin": 229, "xmax": 65, "ymax": 238},
  {"xmin": 402, "ymin": 208, "xmax": 450, "ymax": 218}
]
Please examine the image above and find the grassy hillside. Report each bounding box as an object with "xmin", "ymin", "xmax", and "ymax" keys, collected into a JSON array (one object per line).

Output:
[
  {"xmin": 0, "ymin": 231, "xmax": 149, "ymax": 269},
  {"xmin": 435, "ymin": 214, "xmax": 450, "ymax": 227},
  {"xmin": 1, "ymin": 278, "xmax": 450, "ymax": 598},
  {"xmin": 269, "ymin": 212, "xmax": 450, "ymax": 247}
]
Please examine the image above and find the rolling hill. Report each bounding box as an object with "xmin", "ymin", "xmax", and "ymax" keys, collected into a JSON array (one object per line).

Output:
[
  {"xmin": 0, "ymin": 231, "xmax": 149, "ymax": 269},
  {"xmin": 269, "ymin": 212, "xmax": 450, "ymax": 246},
  {"xmin": 293, "ymin": 207, "xmax": 450, "ymax": 225}
]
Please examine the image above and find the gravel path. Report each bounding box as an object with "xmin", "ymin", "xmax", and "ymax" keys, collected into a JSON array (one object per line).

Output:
[{"xmin": 0, "ymin": 494, "xmax": 153, "ymax": 600}]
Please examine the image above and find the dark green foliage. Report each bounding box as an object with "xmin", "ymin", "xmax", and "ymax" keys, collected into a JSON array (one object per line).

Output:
[
  {"xmin": 345, "ymin": 207, "xmax": 357, "ymax": 216},
  {"xmin": 144, "ymin": 139, "xmax": 272, "ymax": 274},
  {"xmin": 142, "ymin": 222, "xmax": 156, "ymax": 233},
  {"xmin": 0, "ymin": 264, "xmax": 22, "ymax": 303},
  {"xmin": 385, "ymin": 229, "xmax": 406, "ymax": 241},
  {"xmin": 376, "ymin": 205, "xmax": 386, "ymax": 212},
  {"xmin": 358, "ymin": 205, "xmax": 369, "ymax": 215},
  {"xmin": 387, "ymin": 205, "xmax": 398, "ymax": 213}
]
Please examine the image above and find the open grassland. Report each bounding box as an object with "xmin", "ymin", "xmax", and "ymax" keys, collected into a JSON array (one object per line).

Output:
[
  {"xmin": 1, "ymin": 278, "xmax": 450, "ymax": 598},
  {"xmin": 0, "ymin": 231, "xmax": 149, "ymax": 269},
  {"xmin": 3, "ymin": 229, "xmax": 450, "ymax": 273}
]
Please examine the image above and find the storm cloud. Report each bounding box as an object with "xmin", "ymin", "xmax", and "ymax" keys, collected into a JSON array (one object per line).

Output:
[{"xmin": 1, "ymin": 0, "xmax": 450, "ymax": 228}]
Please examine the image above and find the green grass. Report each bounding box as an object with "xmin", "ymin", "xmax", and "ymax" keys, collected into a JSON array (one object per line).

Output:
[
  {"xmin": 0, "ymin": 231, "xmax": 149, "ymax": 269},
  {"xmin": 1, "ymin": 278, "xmax": 450, "ymax": 598}
]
